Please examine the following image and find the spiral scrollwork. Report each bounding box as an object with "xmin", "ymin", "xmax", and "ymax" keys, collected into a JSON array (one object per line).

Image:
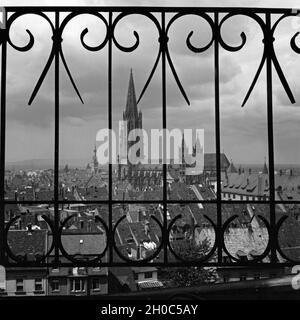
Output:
[{"xmin": 164, "ymin": 12, "xmax": 215, "ymax": 106}]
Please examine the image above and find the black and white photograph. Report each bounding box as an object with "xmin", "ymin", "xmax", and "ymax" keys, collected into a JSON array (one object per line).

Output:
[{"xmin": 0, "ymin": 0, "xmax": 300, "ymax": 317}]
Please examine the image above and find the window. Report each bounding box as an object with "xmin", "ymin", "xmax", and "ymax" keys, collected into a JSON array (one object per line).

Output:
[
  {"xmin": 34, "ymin": 278, "xmax": 43, "ymax": 292},
  {"xmin": 51, "ymin": 280, "xmax": 60, "ymax": 292},
  {"xmin": 133, "ymin": 273, "xmax": 138, "ymax": 281},
  {"xmin": 71, "ymin": 279, "xmax": 85, "ymax": 292},
  {"xmin": 16, "ymin": 279, "xmax": 24, "ymax": 292},
  {"xmin": 92, "ymin": 279, "xmax": 100, "ymax": 291},
  {"xmin": 144, "ymin": 272, "xmax": 153, "ymax": 279}
]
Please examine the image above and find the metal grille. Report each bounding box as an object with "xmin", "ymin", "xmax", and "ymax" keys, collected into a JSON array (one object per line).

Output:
[{"xmin": 0, "ymin": 6, "xmax": 300, "ymax": 268}]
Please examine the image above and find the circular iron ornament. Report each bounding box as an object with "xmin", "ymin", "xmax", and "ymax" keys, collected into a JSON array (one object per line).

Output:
[
  {"xmin": 167, "ymin": 214, "xmax": 218, "ymax": 263},
  {"xmin": 112, "ymin": 214, "xmax": 163, "ymax": 264},
  {"xmin": 58, "ymin": 214, "xmax": 109, "ymax": 264},
  {"xmin": 6, "ymin": 11, "xmax": 55, "ymax": 51},
  {"xmin": 269, "ymin": 13, "xmax": 300, "ymax": 54},
  {"xmin": 163, "ymin": 12, "xmax": 215, "ymax": 106},
  {"xmin": 4, "ymin": 215, "xmax": 55, "ymax": 264},
  {"xmin": 221, "ymin": 214, "xmax": 271, "ymax": 263},
  {"xmin": 165, "ymin": 12, "xmax": 215, "ymax": 53},
  {"xmin": 111, "ymin": 11, "xmax": 162, "ymax": 105},
  {"xmin": 111, "ymin": 11, "xmax": 161, "ymax": 52},
  {"xmin": 291, "ymin": 32, "xmax": 300, "ymax": 54},
  {"xmin": 219, "ymin": 12, "xmax": 299, "ymax": 107},
  {"xmin": 218, "ymin": 12, "xmax": 266, "ymax": 52},
  {"xmin": 59, "ymin": 11, "xmax": 109, "ymax": 51},
  {"xmin": 275, "ymin": 215, "xmax": 300, "ymax": 263}
]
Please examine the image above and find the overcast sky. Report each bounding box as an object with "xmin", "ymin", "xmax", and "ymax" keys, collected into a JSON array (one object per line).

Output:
[{"xmin": 2, "ymin": 0, "xmax": 300, "ymax": 166}]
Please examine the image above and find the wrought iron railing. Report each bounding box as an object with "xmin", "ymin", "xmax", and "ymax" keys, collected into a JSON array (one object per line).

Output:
[{"xmin": 0, "ymin": 6, "xmax": 300, "ymax": 268}]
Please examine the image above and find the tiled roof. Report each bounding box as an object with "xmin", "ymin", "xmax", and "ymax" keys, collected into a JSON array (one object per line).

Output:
[
  {"xmin": 138, "ymin": 280, "xmax": 163, "ymax": 289},
  {"xmin": 222, "ymin": 171, "xmax": 300, "ymax": 200},
  {"xmin": 7, "ymin": 230, "xmax": 48, "ymax": 260},
  {"xmin": 204, "ymin": 153, "xmax": 230, "ymax": 170},
  {"xmin": 222, "ymin": 172, "xmax": 269, "ymax": 197},
  {"xmin": 61, "ymin": 233, "xmax": 106, "ymax": 255}
]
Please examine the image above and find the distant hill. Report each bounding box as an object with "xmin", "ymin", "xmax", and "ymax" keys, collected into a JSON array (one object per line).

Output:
[
  {"xmin": 6, "ymin": 158, "xmax": 90, "ymax": 170},
  {"xmin": 6, "ymin": 159, "xmax": 299, "ymax": 172}
]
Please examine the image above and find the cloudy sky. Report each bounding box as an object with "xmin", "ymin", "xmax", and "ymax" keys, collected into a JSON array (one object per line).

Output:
[{"xmin": 2, "ymin": 0, "xmax": 300, "ymax": 166}]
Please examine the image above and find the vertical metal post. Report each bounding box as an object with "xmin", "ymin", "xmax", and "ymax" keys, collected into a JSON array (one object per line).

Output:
[
  {"xmin": 214, "ymin": 12, "xmax": 222, "ymax": 264},
  {"xmin": 0, "ymin": 8, "xmax": 7, "ymax": 265},
  {"xmin": 265, "ymin": 13, "xmax": 276, "ymax": 263},
  {"xmin": 108, "ymin": 11, "xmax": 113, "ymax": 264},
  {"xmin": 161, "ymin": 12, "xmax": 168, "ymax": 264},
  {"xmin": 54, "ymin": 11, "xmax": 60, "ymax": 265}
]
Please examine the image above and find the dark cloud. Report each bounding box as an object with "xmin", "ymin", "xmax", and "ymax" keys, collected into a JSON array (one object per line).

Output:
[{"xmin": 4, "ymin": 0, "xmax": 300, "ymax": 163}]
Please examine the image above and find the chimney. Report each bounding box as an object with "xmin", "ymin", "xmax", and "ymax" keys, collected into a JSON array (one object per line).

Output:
[
  {"xmin": 89, "ymin": 220, "xmax": 92, "ymax": 232},
  {"xmin": 279, "ymin": 169, "xmax": 282, "ymax": 176},
  {"xmin": 80, "ymin": 220, "xmax": 84, "ymax": 230},
  {"xmin": 290, "ymin": 169, "xmax": 293, "ymax": 176},
  {"xmin": 248, "ymin": 168, "xmax": 252, "ymax": 175},
  {"xmin": 27, "ymin": 223, "xmax": 32, "ymax": 235}
]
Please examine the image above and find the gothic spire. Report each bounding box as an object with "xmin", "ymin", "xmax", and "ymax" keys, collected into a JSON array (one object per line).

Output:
[
  {"xmin": 125, "ymin": 68, "xmax": 138, "ymax": 117},
  {"xmin": 262, "ymin": 157, "xmax": 268, "ymax": 174}
]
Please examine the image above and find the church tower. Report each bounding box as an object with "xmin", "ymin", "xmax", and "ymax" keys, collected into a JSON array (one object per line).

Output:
[
  {"xmin": 92, "ymin": 144, "xmax": 99, "ymax": 173},
  {"xmin": 122, "ymin": 69, "xmax": 143, "ymax": 179}
]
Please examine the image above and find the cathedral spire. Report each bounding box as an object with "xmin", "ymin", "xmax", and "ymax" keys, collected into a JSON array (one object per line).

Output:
[
  {"xmin": 93, "ymin": 144, "xmax": 98, "ymax": 173},
  {"xmin": 262, "ymin": 157, "xmax": 268, "ymax": 174},
  {"xmin": 125, "ymin": 68, "xmax": 138, "ymax": 117}
]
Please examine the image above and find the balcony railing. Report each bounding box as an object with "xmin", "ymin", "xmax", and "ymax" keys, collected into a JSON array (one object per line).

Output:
[{"xmin": 0, "ymin": 6, "xmax": 300, "ymax": 268}]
